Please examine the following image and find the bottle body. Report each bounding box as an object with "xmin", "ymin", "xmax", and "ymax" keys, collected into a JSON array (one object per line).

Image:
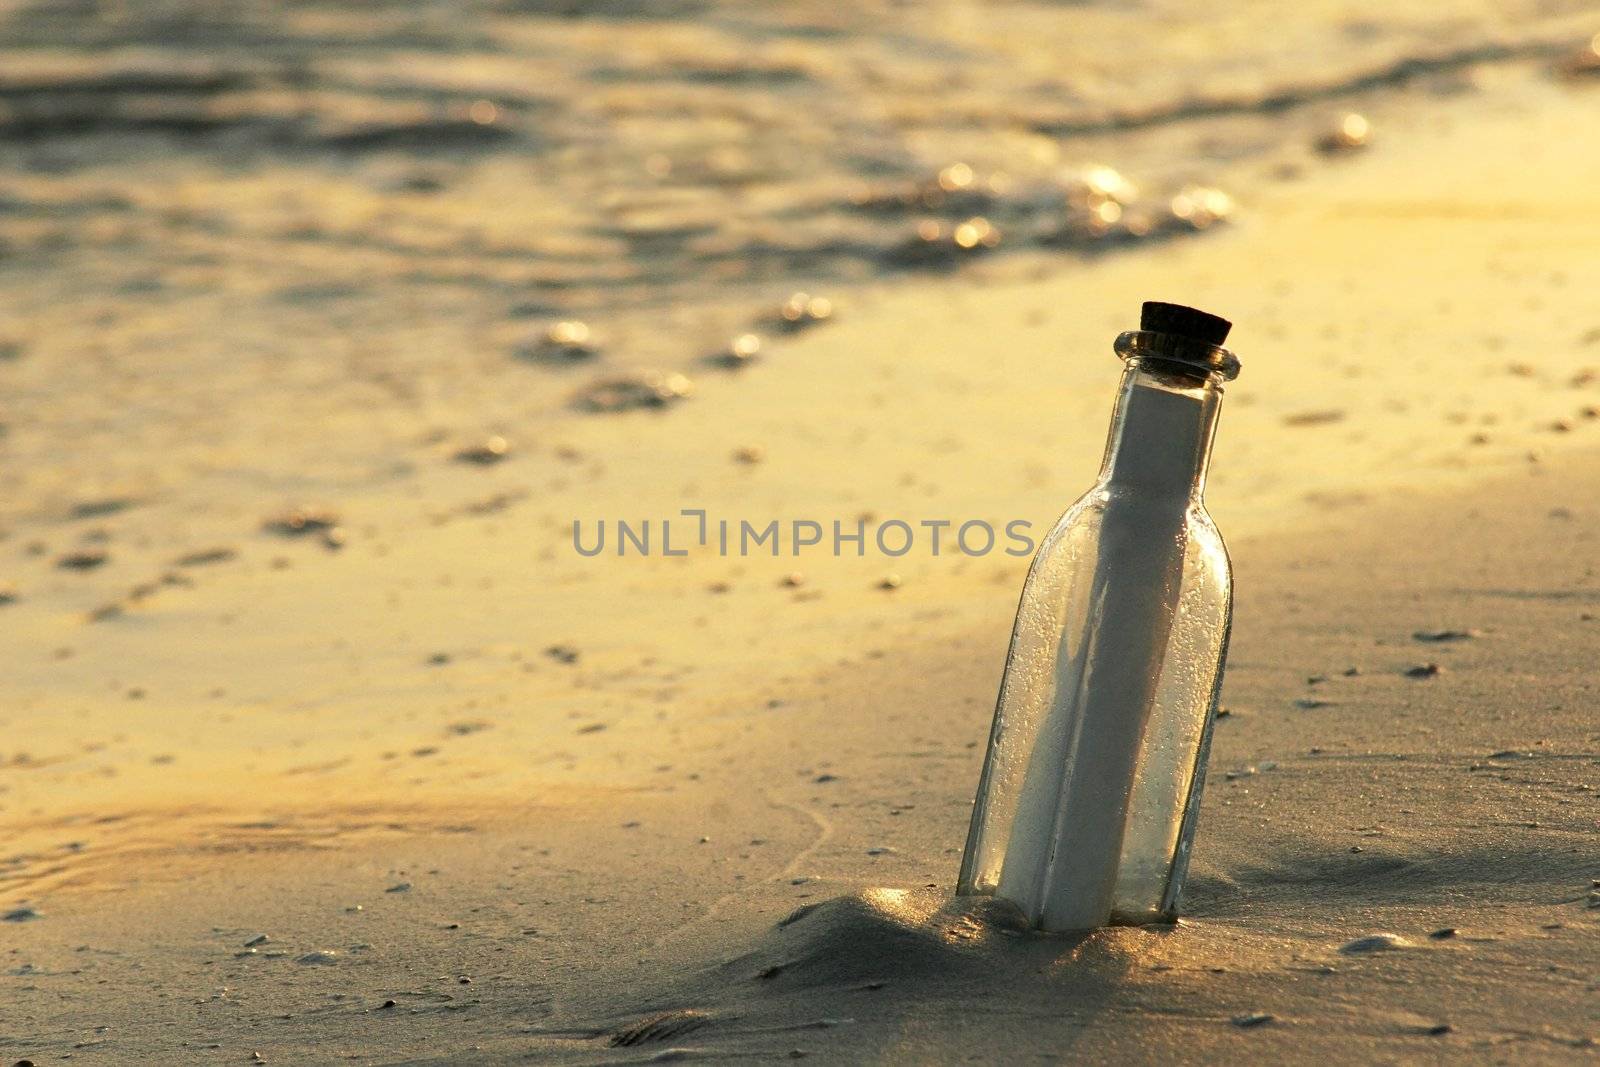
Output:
[{"xmin": 958, "ymin": 360, "xmax": 1232, "ymax": 930}]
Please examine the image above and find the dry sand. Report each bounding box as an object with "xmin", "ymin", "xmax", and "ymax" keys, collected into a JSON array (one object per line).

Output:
[{"xmin": 4, "ymin": 49, "xmax": 1600, "ymax": 1067}]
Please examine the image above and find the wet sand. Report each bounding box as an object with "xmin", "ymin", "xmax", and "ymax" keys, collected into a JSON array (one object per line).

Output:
[{"xmin": 5, "ymin": 19, "xmax": 1600, "ymax": 1067}]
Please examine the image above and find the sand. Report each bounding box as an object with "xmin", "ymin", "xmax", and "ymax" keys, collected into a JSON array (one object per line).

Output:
[{"xmin": 4, "ymin": 34, "xmax": 1600, "ymax": 1067}]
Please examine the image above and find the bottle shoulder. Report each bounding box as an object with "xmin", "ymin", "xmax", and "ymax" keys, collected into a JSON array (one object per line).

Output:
[
  {"xmin": 1037, "ymin": 485, "xmax": 1230, "ymax": 576},
  {"xmin": 1047, "ymin": 483, "xmax": 1223, "ymax": 532}
]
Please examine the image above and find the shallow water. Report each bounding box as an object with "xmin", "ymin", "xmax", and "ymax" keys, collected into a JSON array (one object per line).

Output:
[{"xmin": 0, "ymin": 0, "xmax": 1588, "ymax": 427}]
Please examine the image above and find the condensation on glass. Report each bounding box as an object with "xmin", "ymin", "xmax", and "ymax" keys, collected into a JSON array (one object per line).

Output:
[{"xmin": 958, "ymin": 305, "xmax": 1240, "ymax": 932}]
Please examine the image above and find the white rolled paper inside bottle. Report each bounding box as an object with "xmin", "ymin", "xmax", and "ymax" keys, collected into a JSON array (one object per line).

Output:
[{"xmin": 996, "ymin": 380, "xmax": 1206, "ymax": 931}]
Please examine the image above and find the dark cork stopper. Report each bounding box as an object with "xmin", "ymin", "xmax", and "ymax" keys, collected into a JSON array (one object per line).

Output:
[{"xmin": 1140, "ymin": 301, "xmax": 1231, "ymax": 347}]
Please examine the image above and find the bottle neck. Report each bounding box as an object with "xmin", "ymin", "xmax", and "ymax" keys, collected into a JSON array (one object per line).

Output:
[{"xmin": 1097, "ymin": 360, "xmax": 1224, "ymax": 500}]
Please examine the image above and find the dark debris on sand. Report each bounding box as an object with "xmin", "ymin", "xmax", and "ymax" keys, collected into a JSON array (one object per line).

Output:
[
  {"xmin": 520, "ymin": 321, "xmax": 599, "ymax": 364},
  {"xmin": 174, "ymin": 547, "xmax": 237, "ymax": 567},
  {"xmin": 1412, "ymin": 628, "xmax": 1477, "ymax": 642},
  {"xmin": 609, "ymin": 1009, "xmax": 713, "ymax": 1048},
  {"xmin": 262, "ymin": 507, "xmax": 339, "ymax": 537},
  {"xmin": 68, "ymin": 497, "xmax": 138, "ymax": 520}
]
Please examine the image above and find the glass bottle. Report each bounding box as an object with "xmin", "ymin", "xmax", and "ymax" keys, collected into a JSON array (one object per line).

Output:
[{"xmin": 957, "ymin": 302, "xmax": 1240, "ymax": 932}]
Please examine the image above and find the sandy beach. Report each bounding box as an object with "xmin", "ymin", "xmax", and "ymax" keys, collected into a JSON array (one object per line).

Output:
[{"xmin": 4, "ymin": 5, "xmax": 1600, "ymax": 1063}]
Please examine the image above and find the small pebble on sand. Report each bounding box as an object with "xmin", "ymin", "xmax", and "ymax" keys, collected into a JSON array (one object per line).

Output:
[
  {"xmin": 711, "ymin": 333, "xmax": 763, "ymax": 368},
  {"xmin": 1403, "ymin": 663, "xmax": 1442, "ymax": 678},
  {"xmin": 1338, "ymin": 933, "xmax": 1409, "ymax": 954},
  {"xmin": 295, "ymin": 950, "xmax": 339, "ymax": 965},
  {"xmin": 1556, "ymin": 33, "xmax": 1600, "ymax": 78},
  {"xmin": 1167, "ymin": 186, "xmax": 1233, "ymax": 230},
  {"xmin": 732, "ymin": 445, "xmax": 765, "ymax": 464},
  {"xmin": 0, "ymin": 584, "xmax": 17, "ymax": 605},
  {"xmin": 56, "ymin": 549, "xmax": 109, "ymax": 570},
  {"xmin": 453, "ymin": 436, "xmax": 510, "ymax": 465},
  {"xmin": 545, "ymin": 644, "xmax": 580, "ymax": 664},
  {"xmin": 3, "ymin": 907, "xmax": 42, "ymax": 922},
  {"xmin": 1231, "ymin": 1012, "xmax": 1274, "ymax": 1028},
  {"xmin": 522, "ymin": 320, "xmax": 599, "ymax": 363},
  {"xmin": 878, "ymin": 574, "xmax": 902, "ymax": 590},
  {"xmin": 774, "ymin": 293, "xmax": 834, "ymax": 333},
  {"xmin": 1316, "ymin": 113, "xmax": 1371, "ymax": 154},
  {"xmin": 244, "ymin": 934, "xmax": 270, "ymax": 947},
  {"xmin": 1428, "ymin": 927, "xmax": 1458, "ymax": 940}
]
